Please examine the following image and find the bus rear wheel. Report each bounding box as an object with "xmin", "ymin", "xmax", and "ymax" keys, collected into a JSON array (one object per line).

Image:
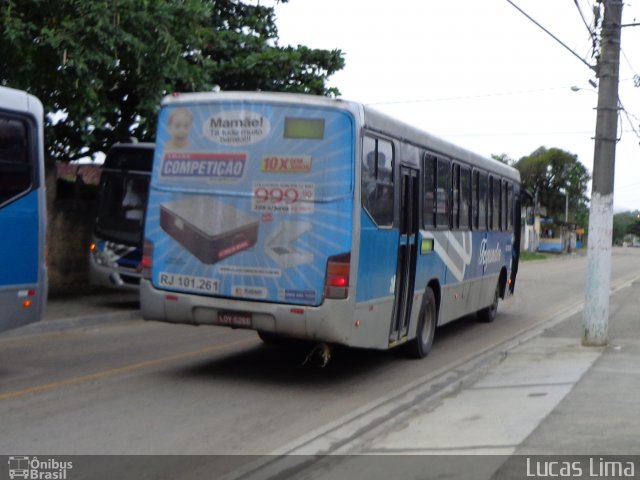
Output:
[
  {"xmin": 407, "ymin": 288, "xmax": 437, "ymax": 359},
  {"xmin": 478, "ymin": 282, "xmax": 500, "ymax": 323}
]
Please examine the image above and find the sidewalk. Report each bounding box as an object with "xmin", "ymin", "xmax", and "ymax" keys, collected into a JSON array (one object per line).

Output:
[{"xmin": 358, "ymin": 277, "xmax": 640, "ymax": 456}]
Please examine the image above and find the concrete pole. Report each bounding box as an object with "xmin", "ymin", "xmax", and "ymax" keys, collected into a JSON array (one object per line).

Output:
[{"xmin": 582, "ymin": 0, "xmax": 623, "ymax": 347}]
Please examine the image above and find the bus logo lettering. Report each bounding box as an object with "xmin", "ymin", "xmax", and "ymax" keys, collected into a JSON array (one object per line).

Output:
[
  {"xmin": 479, "ymin": 239, "xmax": 502, "ymax": 266},
  {"xmin": 161, "ymin": 152, "xmax": 246, "ymax": 180}
]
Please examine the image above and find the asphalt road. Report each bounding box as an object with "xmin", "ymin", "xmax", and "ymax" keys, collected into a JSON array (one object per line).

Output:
[{"xmin": 1, "ymin": 248, "xmax": 639, "ymax": 458}]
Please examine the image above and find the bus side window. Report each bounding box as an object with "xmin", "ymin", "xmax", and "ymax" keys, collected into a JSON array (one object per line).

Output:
[
  {"xmin": 423, "ymin": 154, "xmax": 436, "ymax": 228},
  {"xmin": 0, "ymin": 116, "xmax": 32, "ymax": 206},
  {"xmin": 452, "ymin": 164, "xmax": 460, "ymax": 229},
  {"xmin": 472, "ymin": 170, "xmax": 479, "ymax": 229},
  {"xmin": 490, "ymin": 176, "xmax": 501, "ymax": 231},
  {"xmin": 507, "ymin": 182, "xmax": 514, "ymax": 231},
  {"xmin": 436, "ymin": 157, "xmax": 451, "ymax": 228},
  {"xmin": 478, "ymin": 172, "xmax": 487, "ymax": 230},
  {"xmin": 362, "ymin": 136, "xmax": 394, "ymax": 227},
  {"xmin": 502, "ymin": 180, "xmax": 509, "ymax": 231},
  {"xmin": 460, "ymin": 166, "xmax": 471, "ymax": 230}
]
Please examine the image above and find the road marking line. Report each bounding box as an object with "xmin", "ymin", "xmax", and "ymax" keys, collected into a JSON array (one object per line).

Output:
[{"xmin": 0, "ymin": 337, "xmax": 257, "ymax": 402}]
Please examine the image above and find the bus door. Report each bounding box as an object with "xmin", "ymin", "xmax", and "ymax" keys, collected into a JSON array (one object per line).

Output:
[
  {"xmin": 390, "ymin": 166, "xmax": 419, "ymax": 343},
  {"xmin": 510, "ymin": 187, "xmax": 522, "ymax": 293}
]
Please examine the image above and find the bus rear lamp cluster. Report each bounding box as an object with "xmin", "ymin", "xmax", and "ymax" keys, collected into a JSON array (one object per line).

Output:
[
  {"xmin": 141, "ymin": 239, "xmax": 154, "ymax": 280},
  {"xmin": 324, "ymin": 253, "xmax": 350, "ymax": 300},
  {"xmin": 19, "ymin": 289, "xmax": 36, "ymax": 309}
]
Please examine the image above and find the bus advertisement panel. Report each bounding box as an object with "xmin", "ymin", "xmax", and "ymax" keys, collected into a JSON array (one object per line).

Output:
[{"xmin": 143, "ymin": 95, "xmax": 354, "ymax": 308}]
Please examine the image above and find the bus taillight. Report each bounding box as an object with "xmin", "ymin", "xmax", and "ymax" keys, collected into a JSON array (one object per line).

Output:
[
  {"xmin": 141, "ymin": 239, "xmax": 153, "ymax": 280},
  {"xmin": 324, "ymin": 253, "xmax": 350, "ymax": 300}
]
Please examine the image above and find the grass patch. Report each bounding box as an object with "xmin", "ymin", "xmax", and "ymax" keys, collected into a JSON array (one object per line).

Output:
[{"xmin": 520, "ymin": 251, "xmax": 552, "ymax": 261}]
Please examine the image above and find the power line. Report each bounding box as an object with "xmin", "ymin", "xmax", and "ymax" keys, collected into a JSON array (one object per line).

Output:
[
  {"xmin": 618, "ymin": 97, "xmax": 640, "ymax": 144},
  {"xmin": 366, "ymin": 85, "xmax": 585, "ymax": 106},
  {"xmin": 505, "ymin": 0, "xmax": 596, "ymax": 71},
  {"xmin": 365, "ymin": 77, "xmax": 637, "ymax": 107},
  {"xmin": 574, "ymin": 0, "xmax": 599, "ymax": 44},
  {"xmin": 445, "ymin": 129, "xmax": 600, "ymax": 138},
  {"xmin": 616, "ymin": 180, "xmax": 640, "ymax": 191},
  {"xmin": 623, "ymin": 107, "xmax": 640, "ymax": 125},
  {"xmin": 620, "ymin": 49, "xmax": 639, "ymax": 78}
]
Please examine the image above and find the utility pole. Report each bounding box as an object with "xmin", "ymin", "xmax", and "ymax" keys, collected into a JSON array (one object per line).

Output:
[{"xmin": 582, "ymin": 0, "xmax": 623, "ymax": 347}]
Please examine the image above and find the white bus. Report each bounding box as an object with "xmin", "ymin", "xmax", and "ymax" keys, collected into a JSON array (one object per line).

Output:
[{"xmin": 140, "ymin": 92, "xmax": 522, "ymax": 358}]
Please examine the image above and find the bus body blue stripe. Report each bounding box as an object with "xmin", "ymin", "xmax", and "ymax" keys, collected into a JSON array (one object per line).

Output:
[{"xmin": 0, "ymin": 191, "xmax": 39, "ymax": 286}]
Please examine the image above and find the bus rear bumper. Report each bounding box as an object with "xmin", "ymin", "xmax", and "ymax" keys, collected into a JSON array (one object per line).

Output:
[
  {"xmin": 0, "ymin": 284, "xmax": 45, "ymax": 333},
  {"xmin": 140, "ymin": 279, "xmax": 353, "ymax": 345}
]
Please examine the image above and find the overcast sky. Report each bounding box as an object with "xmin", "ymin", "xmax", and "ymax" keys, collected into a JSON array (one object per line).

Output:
[{"xmin": 270, "ymin": 0, "xmax": 640, "ymax": 211}]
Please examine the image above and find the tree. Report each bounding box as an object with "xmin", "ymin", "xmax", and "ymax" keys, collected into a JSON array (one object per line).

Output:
[
  {"xmin": 0, "ymin": 0, "xmax": 345, "ymax": 162},
  {"xmin": 613, "ymin": 211, "xmax": 640, "ymax": 243},
  {"xmin": 514, "ymin": 147, "xmax": 591, "ymax": 226}
]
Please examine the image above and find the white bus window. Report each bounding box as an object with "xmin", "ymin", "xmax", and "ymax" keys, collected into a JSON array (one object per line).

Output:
[
  {"xmin": 436, "ymin": 158, "xmax": 450, "ymax": 228},
  {"xmin": 507, "ymin": 182, "xmax": 514, "ymax": 231},
  {"xmin": 502, "ymin": 180, "xmax": 509, "ymax": 231},
  {"xmin": 452, "ymin": 164, "xmax": 460, "ymax": 229},
  {"xmin": 478, "ymin": 172, "xmax": 488, "ymax": 230},
  {"xmin": 362, "ymin": 136, "xmax": 394, "ymax": 227},
  {"xmin": 423, "ymin": 154, "xmax": 436, "ymax": 228},
  {"xmin": 460, "ymin": 166, "xmax": 471, "ymax": 230},
  {"xmin": 472, "ymin": 171, "xmax": 479, "ymax": 229},
  {"xmin": 491, "ymin": 176, "xmax": 501, "ymax": 231}
]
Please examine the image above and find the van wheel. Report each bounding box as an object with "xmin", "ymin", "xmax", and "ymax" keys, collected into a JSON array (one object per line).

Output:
[
  {"xmin": 406, "ymin": 288, "xmax": 436, "ymax": 359},
  {"xmin": 478, "ymin": 282, "xmax": 499, "ymax": 323}
]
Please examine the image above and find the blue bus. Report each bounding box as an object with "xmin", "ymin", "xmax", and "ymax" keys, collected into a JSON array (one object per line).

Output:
[
  {"xmin": 89, "ymin": 142, "xmax": 153, "ymax": 290},
  {"xmin": 0, "ymin": 86, "xmax": 47, "ymax": 333},
  {"xmin": 140, "ymin": 92, "xmax": 521, "ymax": 358}
]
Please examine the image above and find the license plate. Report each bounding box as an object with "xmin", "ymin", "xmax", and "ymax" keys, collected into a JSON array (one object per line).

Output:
[
  {"xmin": 217, "ymin": 311, "xmax": 252, "ymax": 328},
  {"xmin": 158, "ymin": 272, "xmax": 218, "ymax": 295}
]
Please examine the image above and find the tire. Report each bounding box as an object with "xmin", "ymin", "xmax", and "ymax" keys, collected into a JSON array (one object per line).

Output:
[
  {"xmin": 478, "ymin": 281, "xmax": 499, "ymax": 323},
  {"xmin": 406, "ymin": 288, "xmax": 437, "ymax": 359}
]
